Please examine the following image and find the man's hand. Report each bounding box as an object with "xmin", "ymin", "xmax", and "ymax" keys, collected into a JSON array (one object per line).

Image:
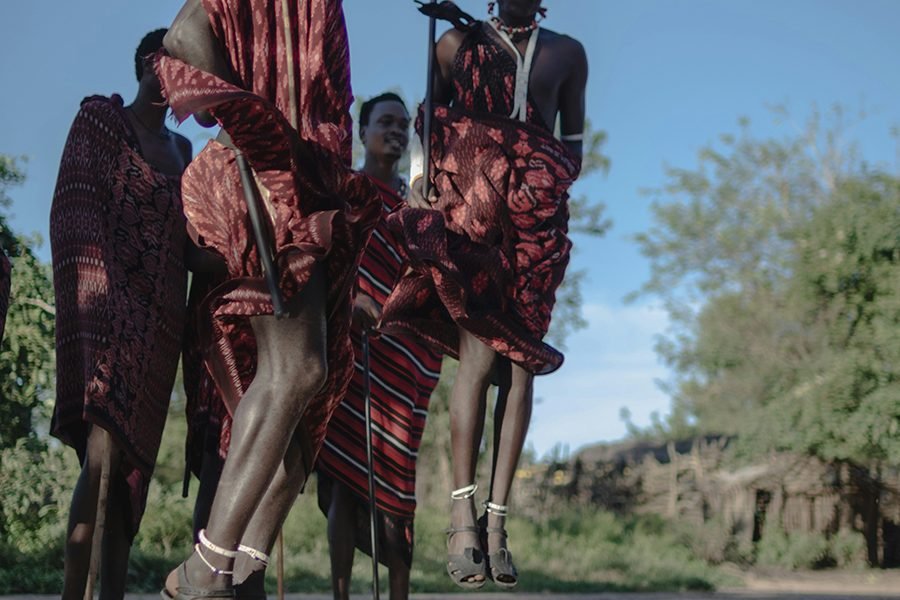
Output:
[
  {"xmin": 406, "ymin": 176, "xmax": 437, "ymax": 209},
  {"xmin": 353, "ymin": 293, "xmax": 382, "ymax": 331}
]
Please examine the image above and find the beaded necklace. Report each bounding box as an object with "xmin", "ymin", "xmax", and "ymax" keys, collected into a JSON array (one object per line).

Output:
[{"xmin": 489, "ymin": 15, "xmax": 538, "ymax": 36}]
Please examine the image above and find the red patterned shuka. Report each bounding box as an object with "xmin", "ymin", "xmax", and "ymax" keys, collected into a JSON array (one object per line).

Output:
[
  {"xmin": 379, "ymin": 24, "xmax": 581, "ymax": 375},
  {"xmin": 50, "ymin": 95, "xmax": 188, "ymax": 539},
  {"xmin": 316, "ymin": 180, "xmax": 444, "ymax": 567},
  {"xmin": 156, "ymin": 0, "xmax": 380, "ymax": 465}
]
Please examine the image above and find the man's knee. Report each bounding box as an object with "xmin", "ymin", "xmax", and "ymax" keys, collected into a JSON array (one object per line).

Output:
[{"xmin": 284, "ymin": 353, "xmax": 328, "ymax": 401}]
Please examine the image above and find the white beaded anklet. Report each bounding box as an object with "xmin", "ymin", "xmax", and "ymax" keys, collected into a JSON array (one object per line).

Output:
[
  {"xmin": 238, "ymin": 544, "xmax": 270, "ymax": 567},
  {"xmin": 195, "ymin": 529, "xmax": 236, "ymax": 576},
  {"xmin": 483, "ymin": 500, "xmax": 509, "ymax": 516},
  {"xmin": 450, "ymin": 483, "xmax": 478, "ymax": 500}
]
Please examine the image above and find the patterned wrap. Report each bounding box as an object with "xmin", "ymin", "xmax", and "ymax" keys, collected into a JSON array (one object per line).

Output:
[
  {"xmin": 50, "ymin": 95, "xmax": 188, "ymax": 538},
  {"xmin": 379, "ymin": 24, "xmax": 580, "ymax": 375},
  {"xmin": 157, "ymin": 0, "xmax": 380, "ymax": 465}
]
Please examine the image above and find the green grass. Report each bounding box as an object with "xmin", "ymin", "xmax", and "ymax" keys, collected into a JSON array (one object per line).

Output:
[{"xmin": 0, "ymin": 473, "xmax": 732, "ymax": 594}]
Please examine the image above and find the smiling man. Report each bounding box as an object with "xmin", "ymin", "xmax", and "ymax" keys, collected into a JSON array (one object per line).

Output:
[{"xmin": 316, "ymin": 92, "xmax": 444, "ymax": 600}]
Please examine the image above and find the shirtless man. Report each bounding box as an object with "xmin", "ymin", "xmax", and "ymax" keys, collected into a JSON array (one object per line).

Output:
[
  {"xmin": 380, "ymin": 0, "xmax": 587, "ymax": 588},
  {"xmin": 157, "ymin": 1, "xmax": 379, "ymax": 598}
]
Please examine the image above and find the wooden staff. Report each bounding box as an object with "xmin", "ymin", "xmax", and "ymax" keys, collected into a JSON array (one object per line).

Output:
[
  {"xmin": 84, "ymin": 429, "xmax": 112, "ymax": 600},
  {"xmin": 362, "ymin": 331, "xmax": 381, "ymax": 600},
  {"xmin": 234, "ymin": 149, "xmax": 287, "ymax": 319},
  {"xmin": 421, "ymin": 0, "xmax": 438, "ymax": 200}
]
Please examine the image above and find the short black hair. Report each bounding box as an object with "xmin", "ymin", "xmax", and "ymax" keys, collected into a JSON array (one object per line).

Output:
[
  {"xmin": 359, "ymin": 93, "xmax": 407, "ymax": 128},
  {"xmin": 135, "ymin": 28, "xmax": 168, "ymax": 81}
]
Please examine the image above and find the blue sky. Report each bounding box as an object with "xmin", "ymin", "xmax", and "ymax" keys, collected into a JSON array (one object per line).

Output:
[{"xmin": 2, "ymin": 1, "xmax": 899, "ymax": 457}]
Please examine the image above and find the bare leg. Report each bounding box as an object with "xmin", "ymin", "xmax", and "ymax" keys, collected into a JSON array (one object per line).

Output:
[
  {"xmin": 485, "ymin": 360, "xmax": 533, "ymax": 585},
  {"xmin": 387, "ymin": 563, "xmax": 410, "ymax": 600},
  {"xmin": 325, "ymin": 480, "xmax": 357, "ymax": 600},
  {"xmin": 383, "ymin": 524, "xmax": 410, "ymax": 600},
  {"xmin": 99, "ymin": 479, "xmax": 132, "ymax": 600},
  {"xmin": 232, "ymin": 429, "xmax": 310, "ymax": 598},
  {"xmin": 193, "ymin": 448, "xmax": 223, "ymax": 537},
  {"xmin": 165, "ymin": 266, "xmax": 327, "ymax": 593},
  {"xmin": 446, "ymin": 326, "xmax": 494, "ymax": 583},
  {"xmin": 61, "ymin": 426, "xmax": 124, "ymax": 600}
]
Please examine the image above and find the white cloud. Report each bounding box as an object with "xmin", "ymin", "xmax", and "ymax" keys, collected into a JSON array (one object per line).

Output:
[{"xmin": 528, "ymin": 301, "xmax": 673, "ymax": 458}]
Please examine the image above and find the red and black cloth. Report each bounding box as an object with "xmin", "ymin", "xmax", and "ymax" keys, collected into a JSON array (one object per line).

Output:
[
  {"xmin": 158, "ymin": 0, "xmax": 380, "ymax": 467},
  {"xmin": 50, "ymin": 94, "xmax": 188, "ymax": 539},
  {"xmin": 380, "ymin": 24, "xmax": 580, "ymax": 375}
]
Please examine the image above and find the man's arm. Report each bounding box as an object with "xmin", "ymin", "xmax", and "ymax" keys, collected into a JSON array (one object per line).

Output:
[
  {"xmin": 558, "ymin": 37, "xmax": 588, "ymax": 165},
  {"xmin": 164, "ymin": 0, "xmax": 234, "ymax": 126},
  {"xmin": 407, "ymin": 28, "xmax": 464, "ymax": 209},
  {"xmin": 433, "ymin": 27, "xmax": 465, "ymax": 104}
]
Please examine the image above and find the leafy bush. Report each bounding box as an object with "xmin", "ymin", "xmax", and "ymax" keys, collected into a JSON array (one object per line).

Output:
[
  {"xmin": 0, "ymin": 438, "xmax": 78, "ymax": 555},
  {"xmin": 756, "ymin": 526, "xmax": 831, "ymax": 569},
  {"xmin": 829, "ymin": 529, "xmax": 867, "ymax": 569}
]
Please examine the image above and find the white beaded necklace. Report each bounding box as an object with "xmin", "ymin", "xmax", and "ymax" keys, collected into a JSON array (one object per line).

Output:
[{"xmin": 489, "ymin": 19, "xmax": 540, "ymax": 123}]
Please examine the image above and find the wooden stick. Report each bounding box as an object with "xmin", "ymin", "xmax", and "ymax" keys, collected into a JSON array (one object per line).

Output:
[
  {"xmin": 277, "ymin": 530, "xmax": 285, "ymax": 600},
  {"xmin": 421, "ymin": 0, "xmax": 438, "ymax": 201},
  {"xmin": 362, "ymin": 331, "xmax": 381, "ymax": 600},
  {"xmin": 84, "ymin": 429, "xmax": 112, "ymax": 600}
]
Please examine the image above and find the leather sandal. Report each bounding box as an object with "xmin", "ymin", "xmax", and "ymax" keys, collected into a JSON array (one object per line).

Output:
[
  {"xmin": 446, "ymin": 525, "xmax": 487, "ymax": 589},
  {"xmin": 480, "ymin": 501, "xmax": 518, "ymax": 589},
  {"xmin": 445, "ymin": 484, "xmax": 486, "ymax": 589},
  {"xmin": 159, "ymin": 562, "xmax": 235, "ymax": 600},
  {"xmin": 160, "ymin": 530, "xmax": 236, "ymax": 600}
]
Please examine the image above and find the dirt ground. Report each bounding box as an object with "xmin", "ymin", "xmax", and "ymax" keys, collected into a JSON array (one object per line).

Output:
[
  {"xmin": 722, "ymin": 568, "xmax": 900, "ymax": 596},
  {"xmin": 5, "ymin": 570, "xmax": 899, "ymax": 600}
]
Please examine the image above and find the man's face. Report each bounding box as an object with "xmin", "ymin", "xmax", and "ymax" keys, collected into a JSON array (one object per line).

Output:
[
  {"xmin": 362, "ymin": 100, "xmax": 410, "ymax": 161},
  {"xmin": 141, "ymin": 57, "xmax": 165, "ymax": 103},
  {"xmin": 497, "ymin": 0, "xmax": 542, "ymax": 20}
]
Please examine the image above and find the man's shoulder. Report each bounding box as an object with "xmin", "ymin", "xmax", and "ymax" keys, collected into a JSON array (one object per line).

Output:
[
  {"xmin": 539, "ymin": 28, "xmax": 585, "ymax": 53},
  {"xmin": 75, "ymin": 94, "xmax": 125, "ymax": 128}
]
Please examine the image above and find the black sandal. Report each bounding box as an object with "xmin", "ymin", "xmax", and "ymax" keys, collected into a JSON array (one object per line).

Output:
[
  {"xmin": 480, "ymin": 502, "xmax": 518, "ymax": 589},
  {"xmin": 159, "ymin": 562, "xmax": 235, "ymax": 600},
  {"xmin": 446, "ymin": 484, "xmax": 487, "ymax": 589}
]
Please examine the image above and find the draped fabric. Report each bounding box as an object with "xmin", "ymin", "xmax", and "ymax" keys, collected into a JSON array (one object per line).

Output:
[
  {"xmin": 316, "ymin": 181, "xmax": 443, "ymax": 563},
  {"xmin": 156, "ymin": 0, "xmax": 380, "ymax": 464},
  {"xmin": 379, "ymin": 25, "xmax": 580, "ymax": 374},
  {"xmin": 50, "ymin": 95, "xmax": 187, "ymax": 538}
]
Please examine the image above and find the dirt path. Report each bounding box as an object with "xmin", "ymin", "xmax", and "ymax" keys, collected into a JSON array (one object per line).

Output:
[{"xmin": 5, "ymin": 571, "xmax": 900, "ymax": 600}]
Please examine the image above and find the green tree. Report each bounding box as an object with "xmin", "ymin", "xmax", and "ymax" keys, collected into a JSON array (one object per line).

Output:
[
  {"xmin": 754, "ymin": 173, "xmax": 900, "ymax": 463},
  {"xmin": 632, "ymin": 107, "xmax": 900, "ymax": 463},
  {"xmin": 0, "ymin": 155, "xmax": 56, "ymax": 448}
]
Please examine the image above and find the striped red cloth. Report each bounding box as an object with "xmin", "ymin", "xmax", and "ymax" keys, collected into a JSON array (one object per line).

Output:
[
  {"xmin": 50, "ymin": 95, "xmax": 187, "ymax": 538},
  {"xmin": 316, "ymin": 180, "xmax": 443, "ymax": 567},
  {"xmin": 317, "ymin": 180, "xmax": 443, "ymax": 519}
]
